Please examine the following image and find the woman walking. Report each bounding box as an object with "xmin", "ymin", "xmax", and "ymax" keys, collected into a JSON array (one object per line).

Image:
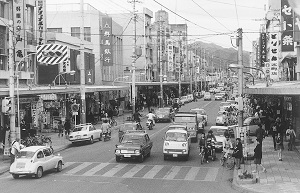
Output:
[
  {"xmin": 276, "ymin": 133, "xmax": 283, "ymax": 161},
  {"xmin": 286, "ymin": 125, "xmax": 296, "ymax": 151},
  {"xmin": 233, "ymin": 138, "xmax": 243, "ymax": 169},
  {"xmin": 253, "ymin": 139, "xmax": 266, "ymax": 173}
]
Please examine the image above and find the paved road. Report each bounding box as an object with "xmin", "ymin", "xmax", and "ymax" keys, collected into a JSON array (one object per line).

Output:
[{"xmin": 0, "ymin": 97, "xmax": 239, "ymax": 193}]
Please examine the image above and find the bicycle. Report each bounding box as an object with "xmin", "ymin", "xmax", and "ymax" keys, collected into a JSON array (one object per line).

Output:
[
  {"xmin": 110, "ymin": 118, "xmax": 117, "ymax": 127},
  {"xmin": 220, "ymin": 149, "xmax": 235, "ymax": 170}
]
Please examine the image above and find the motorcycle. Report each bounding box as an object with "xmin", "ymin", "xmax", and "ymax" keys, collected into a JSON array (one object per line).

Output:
[
  {"xmin": 102, "ymin": 131, "xmax": 111, "ymax": 142},
  {"xmin": 146, "ymin": 119, "xmax": 154, "ymax": 130},
  {"xmin": 206, "ymin": 139, "xmax": 216, "ymax": 161}
]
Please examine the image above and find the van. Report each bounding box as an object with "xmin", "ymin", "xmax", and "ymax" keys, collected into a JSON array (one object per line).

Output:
[{"xmin": 163, "ymin": 129, "xmax": 190, "ymax": 161}]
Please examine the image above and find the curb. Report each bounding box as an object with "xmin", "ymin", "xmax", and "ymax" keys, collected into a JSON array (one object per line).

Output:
[{"xmin": 231, "ymin": 168, "xmax": 257, "ymax": 193}]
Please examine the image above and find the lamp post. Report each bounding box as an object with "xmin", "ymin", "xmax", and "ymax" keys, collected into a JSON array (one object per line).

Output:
[
  {"xmin": 112, "ymin": 76, "xmax": 129, "ymax": 86},
  {"xmin": 52, "ymin": 71, "xmax": 76, "ymax": 86}
]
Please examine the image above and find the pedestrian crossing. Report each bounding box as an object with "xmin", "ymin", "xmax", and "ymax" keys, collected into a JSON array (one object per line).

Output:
[{"xmin": 61, "ymin": 162, "xmax": 220, "ymax": 182}]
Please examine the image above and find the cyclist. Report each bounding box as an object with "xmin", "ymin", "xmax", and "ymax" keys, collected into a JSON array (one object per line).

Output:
[
  {"xmin": 199, "ymin": 133, "xmax": 208, "ymax": 163},
  {"xmin": 132, "ymin": 110, "xmax": 143, "ymax": 129},
  {"xmin": 222, "ymin": 135, "xmax": 233, "ymax": 159},
  {"xmin": 100, "ymin": 119, "xmax": 111, "ymax": 139},
  {"xmin": 146, "ymin": 110, "xmax": 156, "ymax": 126},
  {"xmin": 206, "ymin": 130, "xmax": 217, "ymax": 142}
]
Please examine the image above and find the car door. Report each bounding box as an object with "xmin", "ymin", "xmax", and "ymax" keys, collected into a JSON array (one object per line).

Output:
[
  {"xmin": 35, "ymin": 150, "xmax": 46, "ymax": 170},
  {"xmin": 43, "ymin": 148, "xmax": 54, "ymax": 171},
  {"xmin": 144, "ymin": 135, "xmax": 152, "ymax": 155}
]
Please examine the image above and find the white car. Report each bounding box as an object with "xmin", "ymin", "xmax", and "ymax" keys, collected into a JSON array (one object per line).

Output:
[
  {"xmin": 10, "ymin": 146, "xmax": 63, "ymax": 179},
  {"xmin": 214, "ymin": 93, "xmax": 223, "ymax": 100},
  {"xmin": 209, "ymin": 126, "xmax": 231, "ymax": 151},
  {"xmin": 204, "ymin": 92, "xmax": 212, "ymax": 101},
  {"xmin": 216, "ymin": 111, "xmax": 228, "ymax": 126},
  {"xmin": 180, "ymin": 96, "xmax": 189, "ymax": 104},
  {"xmin": 69, "ymin": 123, "xmax": 102, "ymax": 144},
  {"xmin": 219, "ymin": 102, "xmax": 231, "ymax": 111}
]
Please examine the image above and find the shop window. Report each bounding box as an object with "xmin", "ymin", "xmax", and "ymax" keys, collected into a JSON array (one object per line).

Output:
[
  {"xmin": 84, "ymin": 27, "xmax": 91, "ymax": 42},
  {"xmin": 71, "ymin": 27, "xmax": 80, "ymax": 38},
  {"xmin": 0, "ymin": 55, "xmax": 6, "ymax": 70}
]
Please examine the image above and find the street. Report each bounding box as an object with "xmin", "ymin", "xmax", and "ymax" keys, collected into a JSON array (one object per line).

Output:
[{"xmin": 0, "ymin": 98, "xmax": 239, "ymax": 193}]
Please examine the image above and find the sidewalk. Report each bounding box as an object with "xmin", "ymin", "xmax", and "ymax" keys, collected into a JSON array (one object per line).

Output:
[
  {"xmin": 0, "ymin": 108, "xmax": 151, "ymax": 175},
  {"xmin": 232, "ymin": 136, "xmax": 300, "ymax": 193}
]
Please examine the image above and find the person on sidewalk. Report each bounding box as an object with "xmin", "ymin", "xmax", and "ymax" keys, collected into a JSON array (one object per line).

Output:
[
  {"xmin": 286, "ymin": 125, "xmax": 296, "ymax": 151},
  {"xmin": 58, "ymin": 121, "xmax": 63, "ymax": 138},
  {"xmin": 253, "ymin": 139, "xmax": 266, "ymax": 173},
  {"xmin": 233, "ymin": 138, "xmax": 243, "ymax": 169},
  {"xmin": 10, "ymin": 138, "xmax": 24, "ymax": 165},
  {"xmin": 64, "ymin": 119, "xmax": 71, "ymax": 139},
  {"xmin": 271, "ymin": 120, "xmax": 278, "ymax": 151},
  {"xmin": 276, "ymin": 133, "xmax": 283, "ymax": 161},
  {"xmin": 255, "ymin": 123, "xmax": 265, "ymax": 144}
]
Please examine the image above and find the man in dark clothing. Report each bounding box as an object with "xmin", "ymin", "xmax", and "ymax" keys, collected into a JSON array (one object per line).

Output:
[
  {"xmin": 255, "ymin": 124, "xmax": 265, "ymax": 144},
  {"xmin": 64, "ymin": 119, "xmax": 71, "ymax": 137}
]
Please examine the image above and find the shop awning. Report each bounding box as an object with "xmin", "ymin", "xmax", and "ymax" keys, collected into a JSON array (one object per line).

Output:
[{"xmin": 244, "ymin": 81, "xmax": 300, "ymax": 95}]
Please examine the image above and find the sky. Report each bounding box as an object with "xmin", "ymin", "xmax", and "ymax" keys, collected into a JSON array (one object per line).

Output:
[{"xmin": 46, "ymin": 0, "xmax": 268, "ymax": 52}]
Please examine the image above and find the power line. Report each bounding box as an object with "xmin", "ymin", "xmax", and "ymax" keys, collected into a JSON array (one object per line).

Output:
[{"xmin": 200, "ymin": 0, "xmax": 264, "ymax": 10}]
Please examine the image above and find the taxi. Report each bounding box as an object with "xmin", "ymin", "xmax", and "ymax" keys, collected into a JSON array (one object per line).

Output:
[{"xmin": 69, "ymin": 123, "xmax": 102, "ymax": 144}]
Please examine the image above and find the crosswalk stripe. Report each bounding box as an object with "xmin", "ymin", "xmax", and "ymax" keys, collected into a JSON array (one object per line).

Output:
[
  {"xmin": 143, "ymin": 165, "xmax": 164, "ymax": 179},
  {"xmin": 65, "ymin": 162, "xmax": 93, "ymax": 175},
  {"xmin": 63, "ymin": 162, "xmax": 76, "ymax": 169},
  {"xmin": 82, "ymin": 163, "xmax": 110, "ymax": 176},
  {"xmin": 204, "ymin": 167, "xmax": 219, "ymax": 181},
  {"xmin": 102, "ymin": 164, "xmax": 128, "ymax": 177},
  {"xmin": 122, "ymin": 164, "xmax": 145, "ymax": 178},
  {"xmin": 184, "ymin": 167, "xmax": 200, "ymax": 180},
  {"xmin": 163, "ymin": 166, "xmax": 182, "ymax": 179}
]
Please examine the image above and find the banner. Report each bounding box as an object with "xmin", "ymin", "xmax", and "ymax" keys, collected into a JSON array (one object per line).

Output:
[
  {"xmin": 167, "ymin": 39, "xmax": 174, "ymax": 72},
  {"xmin": 294, "ymin": 12, "xmax": 300, "ymax": 41},
  {"xmin": 269, "ymin": 33, "xmax": 279, "ymax": 80},
  {"xmin": 281, "ymin": 0, "xmax": 294, "ymax": 52},
  {"xmin": 101, "ymin": 17, "xmax": 113, "ymax": 66},
  {"xmin": 36, "ymin": 0, "xmax": 47, "ymax": 45},
  {"xmin": 13, "ymin": 0, "xmax": 25, "ymax": 63},
  {"xmin": 260, "ymin": 33, "xmax": 267, "ymax": 67}
]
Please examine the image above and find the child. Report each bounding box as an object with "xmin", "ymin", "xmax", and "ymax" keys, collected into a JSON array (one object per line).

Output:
[
  {"xmin": 253, "ymin": 139, "xmax": 266, "ymax": 173},
  {"xmin": 276, "ymin": 133, "xmax": 283, "ymax": 161}
]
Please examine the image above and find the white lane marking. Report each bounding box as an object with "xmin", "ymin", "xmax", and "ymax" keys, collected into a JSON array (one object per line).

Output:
[
  {"xmin": 203, "ymin": 167, "xmax": 219, "ymax": 181},
  {"xmin": 63, "ymin": 162, "xmax": 76, "ymax": 169},
  {"xmin": 163, "ymin": 166, "xmax": 181, "ymax": 179},
  {"xmin": 65, "ymin": 162, "xmax": 92, "ymax": 175},
  {"xmin": 102, "ymin": 164, "xmax": 127, "ymax": 177},
  {"xmin": 122, "ymin": 164, "xmax": 145, "ymax": 178},
  {"xmin": 184, "ymin": 167, "xmax": 200, "ymax": 180},
  {"xmin": 202, "ymin": 100, "xmax": 213, "ymax": 108},
  {"xmin": 81, "ymin": 162, "xmax": 110, "ymax": 176},
  {"xmin": 143, "ymin": 165, "xmax": 164, "ymax": 179}
]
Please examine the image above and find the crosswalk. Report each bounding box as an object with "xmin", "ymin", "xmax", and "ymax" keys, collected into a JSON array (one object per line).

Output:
[{"xmin": 61, "ymin": 162, "xmax": 220, "ymax": 181}]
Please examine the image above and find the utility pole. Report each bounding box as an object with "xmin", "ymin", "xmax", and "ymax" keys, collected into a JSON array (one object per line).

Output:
[
  {"xmin": 194, "ymin": 48, "xmax": 197, "ymax": 92},
  {"xmin": 189, "ymin": 50, "xmax": 193, "ymax": 93},
  {"xmin": 203, "ymin": 48, "xmax": 206, "ymax": 91},
  {"xmin": 178, "ymin": 38, "xmax": 182, "ymax": 98},
  {"xmin": 237, "ymin": 28, "xmax": 243, "ymax": 128},
  {"xmin": 8, "ymin": 20, "xmax": 16, "ymax": 141},
  {"xmin": 200, "ymin": 48, "xmax": 202, "ymax": 91},
  {"xmin": 159, "ymin": 16, "xmax": 164, "ymax": 107},
  {"xmin": 80, "ymin": 0, "xmax": 86, "ymax": 124}
]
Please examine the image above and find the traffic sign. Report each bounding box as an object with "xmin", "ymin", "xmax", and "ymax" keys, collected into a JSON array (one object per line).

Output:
[{"xmin": 36, "ymin": 44, "xmax": 69, "ymax": 65}]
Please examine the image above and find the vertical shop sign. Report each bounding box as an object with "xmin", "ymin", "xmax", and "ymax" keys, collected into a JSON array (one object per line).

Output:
[
  {"xmin": 294, "ymin": 12, "xmax": 300, "ymax": 41},
  {"xmin": 36, "ymin": 0, "xmax": 47, "ymax": 45},
  {"xmin": 167, "ymin": 39, "xmax": 174, "ymax": 72},
  {"xmin": 13, "ymin": 0, "xmax": 25, "ymax": 63},
  {"xmin": 256, "ymin": 38, "xmax": 260, "ymax": 67},
  {"xmin": 101, "ymin": 17, "xmax": 113, "ymax": 66},
  {"xmin": 281, "ymin": 0, "xmax": 294, "ymax": 51},
  {"xmin": 260, "ymin": 32, "xmax": 267, "ymax": 67},
  {"xmin": 269, "ymin": 33, "xmax": 279, "ymax": 80}
]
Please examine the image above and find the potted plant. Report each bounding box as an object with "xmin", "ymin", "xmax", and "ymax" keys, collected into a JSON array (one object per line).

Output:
[{"xmin": 237, "ymin": 170, "xmax": 257, "ymax": 184}]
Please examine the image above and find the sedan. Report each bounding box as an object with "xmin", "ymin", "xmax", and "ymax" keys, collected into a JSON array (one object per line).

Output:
[
  {"xmin": 155, "ymin": 107, "xmax": 175, "ymax": 122},
  {"xmin": 10, "ymin": 146, "xmax": 63, "ymax": 179},
  {"xmin": 69, "ymin": 123, "xmax": 102, "ymax": 144},
  {"xmin": 209, "ymin": 126, "xmax": 233, "ymax": 151},
  {"xmin": 214, "ymin": 93, "xmax": 223, "ymax": 100},
  {"xmin": 204, "ymin": 92, "xmax": 212, "ymax": 101}
]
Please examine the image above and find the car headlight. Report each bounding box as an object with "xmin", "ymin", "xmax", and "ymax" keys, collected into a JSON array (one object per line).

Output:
[
  {"xmin": 164, "ymin": 142, "xmax": 169, "ymax": 146},
  {"xmin": 182, "ymin": 149, "xmax": 186, "ymax": 152},
  {"xmin": 115, "ymin": 150, "xmax": 120, "ymax": 154},
  {"xmin": 134, "ymin": 150, "xmax": 140, "ymax": 154}
]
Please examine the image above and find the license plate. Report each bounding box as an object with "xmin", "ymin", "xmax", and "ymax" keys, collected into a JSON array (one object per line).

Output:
[
  {"xmin": 124, "ymin": 154, "xmax": 131, "ymax": 158},
  {"xmin": 76, "ymin": 136, "xmax": 81, "ymax": 139},
  {"xmin": 173, "ymin": 154, "xmax": 178, "ymax": 157}
]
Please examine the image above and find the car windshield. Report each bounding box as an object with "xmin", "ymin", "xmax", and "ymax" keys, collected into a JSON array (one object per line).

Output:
[
  {"xmin": 169, "ymin": 126, "xmax": 186, "ymax": 130},
  {"xmin": 165, "ymin": 132, "xmax": 187, "ymax": 142},
  {"xmin": 174, "ymin": 116, "xmax": 196, "ymax": 123},
  {"xmin": 16, "ymin": 151, "xmax": 35, "ymax": 159},
  {"xmin": 73, "ymin": 126, "xmax": 88, "ymax": 132},
  {"xmin": 220, "ymin": 102, "xmax": 230, "ymax": 107},
  {"xmin": 244, "ymin": 118, "xmax": 252, "ymax": 125},
  {"xmin": 121, "ymin": 135, "xmax": 144, "ymax": 144},
  {"xmin": 210, "ymin": 128, "xmax": 227, "ymax": 136}
]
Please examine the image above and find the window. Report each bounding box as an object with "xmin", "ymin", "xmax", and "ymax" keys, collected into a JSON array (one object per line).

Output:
[
  {"xmin": 37, "ymin": 151, "xmax": 44, "ymax": 159},
  {"xmin": 43, "ymin": 149, "xmax": 51, "ymax": 157},
  {"xmin": 71, "ymin": 27, "xmax": 80, "ymax": 38},
  {"xmin": 25, "ymin": 5, "xmax": 34, "ymax": 27},
  {"xmin": 84, "ymin": 27, "xmax": 91, "ymax": 42},
  {"xmin": 0, "ymin": 55, "xmax": 7, "ymax": 70},
  {"xmin": 47, "ymin": 28, "xmax": 62, "ymax": 33},
  {"xmin": 0, "ymin": 2, "xmax": 4, "ymax": 18}
]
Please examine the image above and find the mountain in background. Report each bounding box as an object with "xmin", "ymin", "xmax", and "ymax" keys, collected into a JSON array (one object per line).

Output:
[{"xmin": 188, "ymin": 41, "xmax": 250, "ymax": 70}]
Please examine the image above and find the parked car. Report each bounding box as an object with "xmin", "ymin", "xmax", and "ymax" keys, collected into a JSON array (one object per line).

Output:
[
  {"xmin": 180, "ymin": 96, "xmax": 189, "ymax": 104},
  {"xmin": 195, "ymin": 92, "xmax": 203, "ymax": 98},
  {"xmin": 155, "ymin": 107, "xmax": 175, "ymax": 122},
  {"xmin": 219, "ymin": 101, "xmax": 231, "ymax": 111},
  {"xmin": 69, "ymin": 123, "xmax": 102, "ymax": 144},
  {"xmin": 204, "ymin": 92, "xmax": 212, "ymax": 101},
  {"xmin": 243, "ymin": 116, "xmax": 266, "ymax": 136},
  {"xmin": 190, "ymin": 108, "xmax": 208, "ymax": 126},
  {"xmin": 216, "ymin": 111, "xmax": 228, "ymax": 126},
  {"xmin": 163, "ymin": 129, "xmax": 190, "ymax": 161},
  {"xmin": 10, "ymin": 146, "xmax": 63, "ymax": 179},
  {"xmin": 214, "ymin": 93, "xmax": 223, "ymax": 100},
  {"xmin": 187, "ymin": 94, "xmax": 194, "ymax": 102},
  {"xmin": 209, "ymin": 126, "xmax": 234, "ymax": 151},
  {"xmin": 115, "ymin": 130, "xmax": 153, "ymax": 163},
  {"xmin": 173, "ymin": 112, "xmax": 199, "ymax": 142}
]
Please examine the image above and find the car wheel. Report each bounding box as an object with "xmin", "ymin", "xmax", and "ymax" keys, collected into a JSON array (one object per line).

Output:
[
  {"xmin": 90, "ymin": 137, "xmax": 94, "ymax": 144},
  {"xmin": 35, "ymin": 167, "xmax": 43, "ymax": 179},
  {"xmin": 138, "ymin": 154, "xmax": 144, "ymax": 163},
  {"xmin": 56, "ymin": 161, "xmax": 63, "ymax": 172},
  {"xmin": 116, "ymin": 156, "xmax": 121, "ymax": 162},
  {"xmin": 12, "ymin": 174, "xmax": 19, "ymax": 179}
]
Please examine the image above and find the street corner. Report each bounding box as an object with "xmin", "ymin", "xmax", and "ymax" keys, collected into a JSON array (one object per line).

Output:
[
  {"xmin": 232, "ymin": 168, "xmax": 260, "ymax": 193},
  {"xmin": 0, "ymin": 159, "xmax": 10, "ymax": 175}
]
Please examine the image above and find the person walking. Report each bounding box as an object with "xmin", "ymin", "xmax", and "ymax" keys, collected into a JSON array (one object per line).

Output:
[
  {"xmin": 58, "ymin": 121, "xmax": 63, "ymax": 137},
  {"xmin": 255, "ymin": 123, "xmax": 265, "ymax": 144},
  {"xmin": 10, "ymin": 138, "xmax": 23, "ymax": 165},
  {"xmin": 233, "ymin": 138, "xmax": 243, "ymax": 169},
  {"xmin": 64, "ymin": 119, "xmax": 71, "ymax": 139},
  {"xmin": 253, "ymin": 139, "xmax": 266, "ymax": 173},
  {"xmin": 286, "ymin": 125, "xmax": 296, "ymax": 151},
  {"xmin": 271, "ymin": 120, "xmax": 278, "ymax": 151},
  {"xmin": 276, "ymin": 133, "xmax": 283, "ymax": 161}
]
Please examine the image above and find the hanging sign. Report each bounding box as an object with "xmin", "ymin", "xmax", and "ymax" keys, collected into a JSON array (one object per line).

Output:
[
  {"xmin": 36, "ymin": 0, "xmax": 47, "ymax": 45},
  {"xmin": 281, "ymin": 0, "xmax": 294, "ymax": 52},
  {"xmin": 167, "ymin": 39, "xmax": 174, "ymax": 72},
  {"xmin": 259, "ymin": 32, "xmax": 267, "ymax": 67},
  {"xmin": 13, "ymin": 0, "xmax": 25, "ymax": 63},
  {"xmin": 269, "ymin": 33, "xmax": 279, "ymax": 80},
  {"xmin": 101, "ymin": 17, "xmax": 113, "ymax": 66}
]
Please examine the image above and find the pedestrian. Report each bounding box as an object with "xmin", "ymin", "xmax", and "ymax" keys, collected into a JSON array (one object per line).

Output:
[
  {"xmin": 253, "ymin": 139, "xmax": 266, "ymax": 173},
  {"xmin": 286, "ymin": 125, "xmax": 296, "ymax": 151},
  {"xmin": 276, "ymin": 133, "xmax": 283, "ymax": 161},
  {"xmin": 265, "ymin": 116, "xmax": 271, "ymax": 137},
  {"xmin": 255, "ymin": 123, "xmax": 265, "ymax": 144},
  {"xmin": 64, "ymin": 119, "xmax": 71, "ymax": 138},
  {"xmin": 233, "ymin": 138, "xmax": 243, "ymax": 169},
  {"xmin": 58, "ymin": 121, "xmax": 63, "ymax": 137},
  {"xmin": 271, "ymin": 120, "xmax": 278, "ymax": 151},
  {"xmin": 10, "ymin": 138, "xmax": 24, "ymax": 165}
]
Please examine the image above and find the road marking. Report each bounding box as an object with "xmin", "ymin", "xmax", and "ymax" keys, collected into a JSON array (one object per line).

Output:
[
  {"xmin": 65, "ymin": 162, "xmax": 92, "ymax": 175},
  {"xmin": 143, "ymin": 165, "xmax": 164, "ymax": 179},
  {"xmin": 163, "ymin": 166, "xmax": 181, "ymax": 179},
  {"xmin": 204, "ymin": 167, "xmax": 219, "ymax": 181},
  {"xmin": 102, "ymin": 164, "xmax": 127, "ymax": 177},
  {"xmin": 202, "ymin": 100, "xmax": 213, "ymax": 108},
  {"xmin": 63, "ymin": 162, "xmax": 76, "ymax": 168},
  {"xmin": 81, "ymin": 162, "xmax": 110, "ymax": 176},
  {"xmin": 184, "ymin": 167, "xmax": 200, "ymax": 180},
  {"xmin": 122, "ymin": 164, "xmax": 145, "ymax": 178}
]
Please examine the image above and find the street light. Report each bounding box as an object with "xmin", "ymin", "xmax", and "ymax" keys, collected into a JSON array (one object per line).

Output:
[
  {"xmin": 52, "ymin": 71, "xmax": 76, "ymax": 86},
  {"xmin": 112, "ymin": 76, "xmax": 129, "ymax": 86}
]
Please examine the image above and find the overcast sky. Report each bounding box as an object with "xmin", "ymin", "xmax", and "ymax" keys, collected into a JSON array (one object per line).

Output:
[{"xmin": 47, "ymin": 0, "xmax": 268, "ymax": 52}]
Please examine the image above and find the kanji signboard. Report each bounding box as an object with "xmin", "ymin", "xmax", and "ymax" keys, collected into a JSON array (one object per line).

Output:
[
  {"xmin": 36, "ymin": 0, "xmax": 47, "ymax": 45},
  {"xmin": 281, "ymin": 0, "xmax": 294, "ymax": 52},
  {"xmin": 167, "ymin": 39, "xmax": 174, "ymax": 72},
  {"xmin": 294, "ymin": 12, "xmax": 300, "ymax": 41},
  {"xmin": 13, "ymin": 0, "xmax": 25, "ymax": 63},
  {"xmin": 269, "ymin": 33, "xmax": 279, "ymax": 80},
  {"xmin": 101, "ymin": 17, "xmax": 113, "ymax": 66},
  {"xmin": 259, "ymin": 32, "xmax": 267, "ymax": 67},
  {"xmin": 85, "ymin": 69, "xmax": 94, "ymax": 85}
]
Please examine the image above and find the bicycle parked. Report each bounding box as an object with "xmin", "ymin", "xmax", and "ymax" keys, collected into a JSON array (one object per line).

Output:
[{"xmin": 220, "ymin": 148, "xmax": 235, "ymax": 170}]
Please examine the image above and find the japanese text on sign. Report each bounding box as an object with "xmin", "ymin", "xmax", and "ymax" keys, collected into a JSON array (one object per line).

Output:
[
  {"xmin": 167, "ymin": 39, "xmax": 174, "ymax": 72},
  {"xmin": 260, "ymin": 32, "xmax": 267, "ymax": 67},
  {"xmin": 36, "ymin": 0, "xmax": 46, "ymax": 45},
  {"xmin": 270, "ymin": 33, "xmax": 279, "ymax": 80},
  {"xmin": 13, "ymin": 0, "xmax": 24, "ymax": 62},
  {"xmin": 101, "ymin": 17, "xmax": 113, "ymax": 66},
  {"xmin": 281, "ymin": 0, "xmax": 294, "ymax": 52}
]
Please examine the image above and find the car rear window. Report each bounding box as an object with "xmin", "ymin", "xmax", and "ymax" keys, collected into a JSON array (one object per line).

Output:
[
  {"xmin": 121, "ymin": 135, "xmax": 144, "ymax": 144},
  {"xmin": 17, "ymin": 151, "xmax": 35, "ymax": 159},
  {"xmin": 73, "ymin": 126, "xmax": 88, "ymax": 132}
]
